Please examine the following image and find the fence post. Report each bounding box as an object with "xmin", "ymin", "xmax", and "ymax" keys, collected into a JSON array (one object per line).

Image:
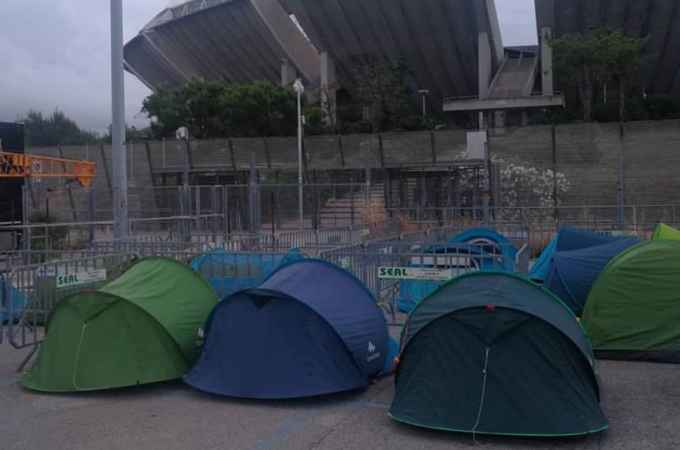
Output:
[
  {"xmin": 551, "ymin": 123, "xmax": 559, "ymax": 224},
  {"xmin": 195, "ymin": 184, "xmax": 201, "ymax": 231},
  {"xmin": 248, "ymin": 153, "xmax": 259, "ymax": 234},
  {"xmin": 88, "ymin": 187, "xmax": 96, "ymax": 245},
  {"xmin": 99, "ymin": 143, "xmax": 113, "ymax": 195},
  {"xmin": 21, "ymin": 184, "xmax": 32, "ymax": 264},
  {"xmin": 617, "ymin": 122, "xmax": 625, "ymax": 228},
  {"xmin": 338, "ymin": 135, "xmax": 346, "ymax": 168},
  {"xmin": 178, "ymin": 185, "xmax": 190, "ymax": 242},
  {"xmin": 223, "ymin": 185, "xmax": 231, "ymax": 239},
  {"xmin": 430, "ymin": 131, "xmax": 437, "ymax": 164},
  {"xmin": 365, "ymin": 168, "xmax": 371, "ymax": 225},
  {"xmin": 350, "ymin": 182, "xmax": 355, "ymax": 226},
  {"xmin": 57, "ymin": 145, "xmax": 78, "ymax": 221},
  {"xmin": 161, "ymin": 138, "xmax": 167, "ymax": 169},
  {"xmin": 211, "ymin": 185, "xmax": 218, "ymax": 236},
  {"xmin": 184, "ymin": 137, "xmax": 192, "ymax": 186}
]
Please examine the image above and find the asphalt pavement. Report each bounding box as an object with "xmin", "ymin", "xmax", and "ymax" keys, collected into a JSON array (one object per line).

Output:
[{"xmin": 2, "ymin": 344, "xmax": 680, "ymax": 450}]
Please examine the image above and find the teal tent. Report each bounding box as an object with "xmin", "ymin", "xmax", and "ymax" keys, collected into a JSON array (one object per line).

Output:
[{"xmin": 390, "ymin": 272, "xmax": 607, "ymax": 437}]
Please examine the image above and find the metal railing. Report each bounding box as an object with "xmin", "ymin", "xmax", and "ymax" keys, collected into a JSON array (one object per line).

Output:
[
  {"xmin": 1, "ymin": 254, "xmax": 135, "ymax": 352},
  {"xmin": 319, "ymin": 234, "xmax": 522, "ymax": 325},
  {"xmin": 2, "ymin": 200, "xmax": 677, "ymax": 356}
]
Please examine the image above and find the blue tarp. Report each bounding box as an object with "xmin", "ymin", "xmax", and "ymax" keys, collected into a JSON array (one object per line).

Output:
[
  {"xmin": 397, "ymin": 228, "xmax": 518, "ymax": 313},
  {"xmin": 185, "ymin": 259, "xmax": 389, "ymax": 399},
  {"xmin": 546, "ymin": 237, "xmax": 640, "ymax": 316},
  {"xmin": 191, "ymin": 249, "xmax": 303, "ymax": 300},
  {"xmin": 0, "ymin": 276, "xmax": 27, "ymax": 323},
  {"xmin": 530, "ymin": 228, "xmax": 623, "ymax": 282}
]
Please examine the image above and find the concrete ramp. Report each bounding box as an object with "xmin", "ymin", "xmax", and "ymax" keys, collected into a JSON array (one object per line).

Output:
[{"xmin": 488, "ymin": 53, "xmax": 538, "ymax": 100}]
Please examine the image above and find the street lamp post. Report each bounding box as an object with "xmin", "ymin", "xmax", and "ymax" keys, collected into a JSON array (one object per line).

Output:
[
  {"xmin": 418, "ymin": 89, "xmax": 430, "ymax": 122},
  {"xmin": 293, "ymin": 79, "xmax": 305, "ymax": 230},
  {"xmin": 111, "ymin": 0, "xmax": 128, "ymax": 240}
]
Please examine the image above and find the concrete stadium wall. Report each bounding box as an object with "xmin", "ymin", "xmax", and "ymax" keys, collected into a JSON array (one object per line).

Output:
[
  {"xmin": 26, "ymin": 119, "xmax": 680, "ymax": 222},
  {"xmin": 489, "ymin": 120, "xmax": 680, "ymax": 207}
]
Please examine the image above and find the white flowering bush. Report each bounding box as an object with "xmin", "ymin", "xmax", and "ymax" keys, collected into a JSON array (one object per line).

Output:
[{"xmin": 457, "ymin": 152, "xmax": 571, "ymax": 223}]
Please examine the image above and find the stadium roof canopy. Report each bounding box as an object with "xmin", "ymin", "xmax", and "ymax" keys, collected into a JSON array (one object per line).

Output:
[
  {"xmin": 125, "ymin": 0, "xmax": 505, "ymax": 106},
  {"xmin": 124, "ymin": 0, "xmax": 322, "ymax": 89},
  {"xmin": 279, "ymin": 0, "xmax": 504, "ymax": 103},
  {"xmin": 535, "ymin": 0, "xmax": 680, "ymax": 96}
]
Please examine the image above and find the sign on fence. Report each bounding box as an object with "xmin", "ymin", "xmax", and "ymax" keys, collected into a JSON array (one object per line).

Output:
[
  {"xmin": 56, "ymin": 269, "xmax": 107, "ymax": 289},
  {"xmin": 378, "ymin": 266, "xmax": 454, "ymax": 281}
]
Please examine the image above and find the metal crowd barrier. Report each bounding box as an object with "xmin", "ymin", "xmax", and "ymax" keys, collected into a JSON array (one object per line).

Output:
[
  {"xmin": 1, "ymin": 254, "xmax": 137, "ymax": 369},
  {"xmin": 319, "ymin": 238, "xmax": 521, "ymax": 326}
]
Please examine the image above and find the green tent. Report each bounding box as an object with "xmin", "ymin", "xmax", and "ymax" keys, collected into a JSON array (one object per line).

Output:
[
  {"xmin": 22, "ymin": 257, "xmax": 218, "ymax": 392},
  {"xmin": 652, "ymin": 223, "xmax": 680, "ymax": 241},
  {"xmin": 582, "ymin": 241, "xmax": 680, "ymax": 362},
  {"xmin": 390, "ymin": 272, "xmax": 607, "ymax": 437}
]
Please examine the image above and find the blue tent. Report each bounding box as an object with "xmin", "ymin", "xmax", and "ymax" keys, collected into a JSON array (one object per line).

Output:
[
  {"xmin": 191, "ymin": 249, "xmax": 303, "ymax": 299},
  {"xmin": 397, "ymin": 228, "xmax": 518, "ymax": 313},
  {"xmin": 530, "ymin": 228, "xmax": 622, "ymax": 282},
  {"xmin": 0, "ymin": 275, "xmax": 27, "ymax": 323},
  {"xmin": 185, "ymin": 259, "xmax": 389, "ymax": 399},
  {"xmin": 546, "ymin": 237, "xmax": 640, "ymax": 316},
  {"xmin": 450, "ymin": 228, "xmax": 518, "ymax": 272}
]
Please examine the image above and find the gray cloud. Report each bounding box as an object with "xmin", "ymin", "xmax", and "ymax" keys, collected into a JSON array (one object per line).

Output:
[
  {"xmin": 0, "ymin": 0, "xmax": 535, "ymax": 134},
  {"xmin": 0, "ymin": 0, "xmax": 165, "ymax": 133}
]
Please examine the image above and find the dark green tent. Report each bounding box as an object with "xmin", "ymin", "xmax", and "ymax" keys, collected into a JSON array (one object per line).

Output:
[
  {"xmin": 22, "ymin": 257, "xmax": 218, "ymax": 392},
  {"xmin": 390, "ymin": 272, "xmax": 607, "ymax": 437},
  {"xmin": 583, "ymin": 241, "xmax": 680, "ymax": 362}
]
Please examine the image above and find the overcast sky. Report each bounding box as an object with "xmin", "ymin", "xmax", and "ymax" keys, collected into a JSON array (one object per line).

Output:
[{"xmin": 0, "ymin": 0, "xmax": 536, "ymax": 134}]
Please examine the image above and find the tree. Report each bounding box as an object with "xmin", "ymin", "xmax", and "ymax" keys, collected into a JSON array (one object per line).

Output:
[
  {"xmin": 551, "ymin": 29, "xmax": 644, "ymax": 122},
  {"xmin": 219, "ymin": 81, "xmax": 297, "ymax": 137},
  {"xmin": 100, "ymin": 125, "xmax": 154, "ymax": 143},
  {"xmin": 21, "ymin": 110, "xmax": 99, "ymax": 146},
  {"xmin": 143, "ymin": 86, "xmax": 190, "ymax": 139},
  {"xmin": 597, "ymin": 31, "xmax": 643, "ymax": 121},
  {"xmin": 350, "ymin": 59, "xmax": 420, "ymax": 132},
  {"xmin": 142, "ymin": 80, "xmax": 297, "ymax": 139}
]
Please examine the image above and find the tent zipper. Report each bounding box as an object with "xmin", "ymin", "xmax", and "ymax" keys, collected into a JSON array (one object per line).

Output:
[{"xmin": 472, "ymin": 346, "xmax": 491, "ymax": 444}]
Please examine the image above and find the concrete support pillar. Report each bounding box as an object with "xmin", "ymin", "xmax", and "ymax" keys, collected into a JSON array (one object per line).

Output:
[
  {"xmin": 541, "ymin": 27, "xmax": 554, "ymax": 96},
  {"xmin": 281, "ymin": 59, "xmax": 297, "ymax": 87},
  {"xmin": 477, "ymin": 31, "xmax": 492, "ymax": 132},
  {"xmin": 494, "ymin": 111, "xmax": 506, "ymax": 130},
  {"xmin": 478, "ymin": 32, "xmax": 492, "ymax": 101},
  {"xmin": 320, "ymin": 52, "xmax": 337, "ymax": 128},
  {"xmin": 478, "ymin": 112, "xmax": 487, "ymax": 130}
]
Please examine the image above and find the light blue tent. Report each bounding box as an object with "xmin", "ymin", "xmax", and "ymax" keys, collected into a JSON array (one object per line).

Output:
[
  {"xmin": 450, "ymin": 228, "xmax": 518, "ymax": 272},
  {"xmin": 530, "ymin": 228, "xmax": 627, "ymax": 282},
  {"xmin": 0, "ymin": 275, "xmax": 27, "ymax": 323},
  {"xmin": 397, "ymin": 228, "xmax": 518, "ymax": 313},
  {"xmin": 191, "ymin": 249, "xmax": 303, "ymax": 300}
]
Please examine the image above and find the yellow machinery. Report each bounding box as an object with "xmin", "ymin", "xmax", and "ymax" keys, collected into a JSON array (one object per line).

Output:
[{"xmin": 0, "ymin": 150, "xmax": 96, "ymax": 188}]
